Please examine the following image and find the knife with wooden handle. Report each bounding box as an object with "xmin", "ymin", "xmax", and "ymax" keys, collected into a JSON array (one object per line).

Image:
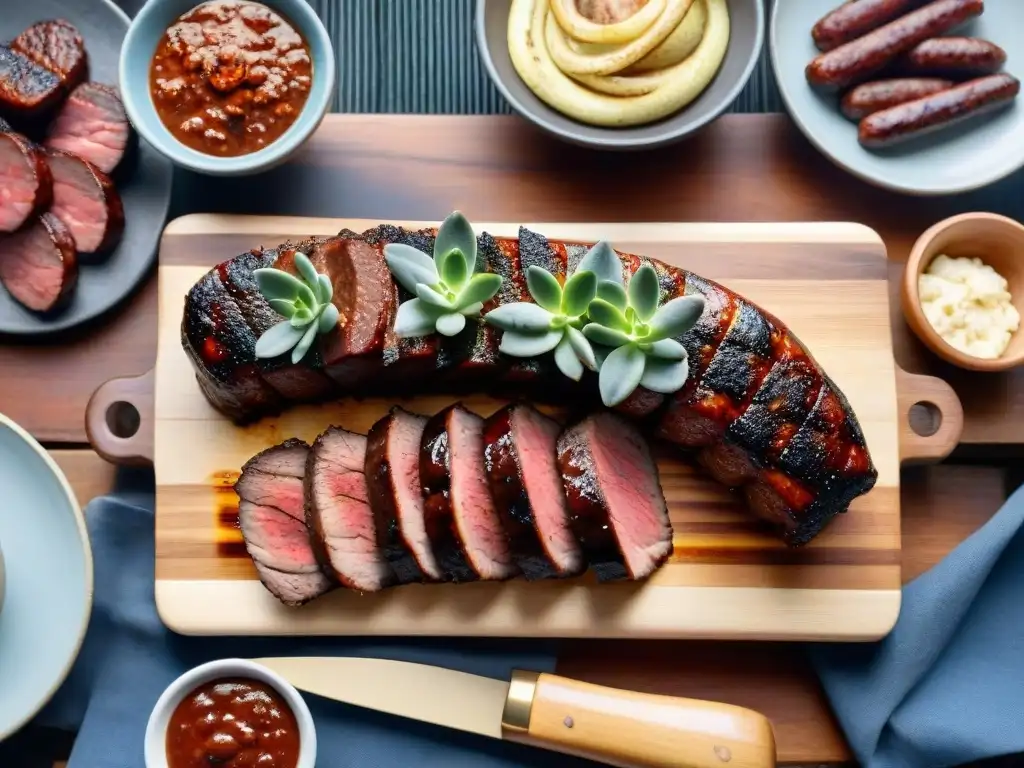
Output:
[{"xmin": 252, "ymin": 656, "xmax": 776, "ymax": 768}]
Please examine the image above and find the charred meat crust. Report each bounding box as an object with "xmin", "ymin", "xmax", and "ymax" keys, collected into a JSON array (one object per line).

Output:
[
  {"xmin": 0, "ymin": 45, "xmax": 63, "ymax": 119},
  {"xmin": 418, "ymin": 405, "xmax": 479, "ymax": 582},
  {"xmin": 11, "ymin": 20, "xmax": 88, "ymax": 90},
  {"xmin": 364, "ymin": 407, "xmax": 433, "ymax": 584},
  {"xmin": 185, "ymin": 226, "xmax": 879, "ymax": 546}
]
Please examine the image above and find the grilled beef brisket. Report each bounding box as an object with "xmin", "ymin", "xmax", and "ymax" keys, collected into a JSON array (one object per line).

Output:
[
  {"xmin": 0, "ymin": 132, "xmax": 52, "ymax": 232},
  {"xmin": 365, "ymin": 407, "xmax": 441, "ymax": 584},
  {"xmin": 0, "ymin": 211, "xmax": 77, "ymax": 312},
  {"xmin": 420, "ymin": 404, "xmax": 517, "ymax": 582},
  {"xmin": 234, "ymin": 439, "xmax": 332, "ymax": 605},
  {"xmin": 45, "ymin": 147, "xmax": 123, "ymax": 255},
  {"xmin": 557, "ymin": 413, "xmax": 672, "ymax": 581},
  {"xmin": 188, "ymin": 225, "xmax": 878, "ymax": 546},
  {"xmin": 11, "ymin": 20, "xmax": 88, "ymax": 93},
  {"xmin": 45, "ymin": 82, "xmax": 130, "ymax": 174},
  {"xmin": 0, "ymin": 45, "xmax": 63, "ymax": 120},
  {"xmin": 305, "ymin": 426, "xmax": 391, "ymax": 593},
  {"xmin": 483, "ymin": 403, "xmax": 582, "ymax": 579}
]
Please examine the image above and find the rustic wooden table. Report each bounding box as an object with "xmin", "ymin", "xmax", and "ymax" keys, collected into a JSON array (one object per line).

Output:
[{"xmin": 1, "ymin": 113, "xmax": 1020, "ymax": 766}]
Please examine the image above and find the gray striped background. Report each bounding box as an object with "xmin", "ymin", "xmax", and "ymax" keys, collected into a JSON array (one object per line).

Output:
[{"xmin": 117, "ymin": 0, "xmax": 783, "ymax": 114}]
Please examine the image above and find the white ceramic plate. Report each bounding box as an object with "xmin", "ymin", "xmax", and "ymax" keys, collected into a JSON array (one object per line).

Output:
[
  {"xmin": 0, "ymin": 414, "xmax": 93, "ymax": 741},
  {"xmin": 770, "ymin": 0, "xmax": 1024, "ymax": 195}
]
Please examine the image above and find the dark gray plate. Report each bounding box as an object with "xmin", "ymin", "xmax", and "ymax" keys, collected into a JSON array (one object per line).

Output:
[{"xmin": 0, "ymin": 0, "xmax": 172, "ymax": 336}]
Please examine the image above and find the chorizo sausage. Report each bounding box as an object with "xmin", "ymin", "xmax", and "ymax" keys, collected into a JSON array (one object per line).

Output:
[
  {"xmin": 858, "ymin": 73, "xmax": 1020, "ymax": 148},
  {"xmin": 840, "ymin": 77, "xmax": 954, "ymax": 120},
  {"xmin": 897, "ymin": 37, "xmax": 1007, "ymax": 77},
  {"xmin": 811, "ymin": 0, "xmax": 929, "ymax": 52},
  {"xmin": 805, "ymin": 0, "xmax": 985, "ymax": 89}
]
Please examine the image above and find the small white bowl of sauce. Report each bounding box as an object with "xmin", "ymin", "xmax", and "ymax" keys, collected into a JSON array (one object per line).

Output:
[{"xmin": 145, "ymin": 658, "xmax": 316, "ymax": 768}]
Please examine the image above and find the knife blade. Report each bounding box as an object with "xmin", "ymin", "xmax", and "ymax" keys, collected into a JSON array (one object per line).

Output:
[{"xmin": 252, "ymin": 656, "xmax": 777, "ymax": 768}]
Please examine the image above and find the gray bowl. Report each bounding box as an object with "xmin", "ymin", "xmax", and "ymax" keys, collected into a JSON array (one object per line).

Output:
[{"xmin": 475, "ymin": 0, "xmax": 764, "ymax": 150}]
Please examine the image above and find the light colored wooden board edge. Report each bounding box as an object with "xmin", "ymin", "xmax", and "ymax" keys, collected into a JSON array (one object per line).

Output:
[
  {"xmin": 85, "ymin": 369, "xmax": 155, "ymax": 466},
  {"xmin": 154, "ymin": 580, "xmax": 901, "ymax": 641},
  {"xmin": 162, "ymin": 213, "xmax": 889, "ymax": 247},
  {"xmin": 88, "ymin": 364, "xmax": 957, "ymax": 468},
  {"xmin": 896, "ymin": 368, "xmax": 965, "ymax": 465}
]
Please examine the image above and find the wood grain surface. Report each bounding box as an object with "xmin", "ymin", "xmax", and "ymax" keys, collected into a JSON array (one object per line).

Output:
[
  {"xmin": 1, "ymin": 115, "xmax": 1019, "ymax": 444},
  {"xmin": 40, "ymin": 448, "xmax": 1012, "ymax": 764},
  {"xmin": 137, "ymin": 215, "xmax": 930, "ymax": 641}
]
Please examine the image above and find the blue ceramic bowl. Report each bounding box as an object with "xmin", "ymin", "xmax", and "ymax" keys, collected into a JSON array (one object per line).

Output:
[{"xmin": 119, "ymin": 0, "xmax": 335, "ymax": 176}]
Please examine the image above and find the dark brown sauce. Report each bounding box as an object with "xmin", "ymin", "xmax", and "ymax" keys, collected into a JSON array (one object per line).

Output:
[
  {"xmin": 211, "ymin": 470, "xmax": 246, "ymax": 558},
  {"xmin": 149, "ymin": 0, "xmax": 313, "ymax": 157},
  {"xmin": 166, "ymin": 677, "xmax": 300, "ymax": 768}
]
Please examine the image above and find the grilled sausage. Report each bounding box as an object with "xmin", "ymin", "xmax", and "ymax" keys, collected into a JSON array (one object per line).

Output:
[
  {"xmin": 811, "ymin": 0, "xmax": 929, "ymax": 52},
  {"xmin": 805, "ymin": 0, "xmax": 985, "ymax": 89},
  {"xmin": 859, "ymin": 73, "xmax": 1020, "ymax": 148},
  {"xmin": 840, "ymin": 77, "xmax": 954, "ymax": 120},
  {"xmin": 897, "ymin": 37, "xmax": 1007, "ymax": 77}
]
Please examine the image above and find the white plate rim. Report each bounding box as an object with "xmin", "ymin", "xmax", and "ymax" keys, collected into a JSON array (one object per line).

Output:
[
  {"xmin": 768, "ymin": 1, "xmax": 1024, "ymax": 197},
  {"xmin": 0, "ymin": 412, "xmax": 94, "ymax": 741}
]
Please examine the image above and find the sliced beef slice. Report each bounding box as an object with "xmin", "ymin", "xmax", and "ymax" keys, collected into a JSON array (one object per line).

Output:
[
  {"xmin": 0, "ymin": 132, "xmax": 52, "ymax": 232},
  {"xmin": 365, "ymin": 407, "xmax": 441, "ymax": 584},
  {"xmin": 557, "ymin": 412, "xmax": 672, "ymax": 581},
  {"xmin": 45, "ymin": 147, "xmax": 123, "ymax": 254},
  {"xmin": 318, "ymin": 236, "xmax": 396, "ymax": 389},
  {"xmin": 46, "ymin": 82, "xmax": 130, "ymax": 174},
  {"xmin": 305, "ymin": 426, "xmax": 392, "ymax": 592},
  {"xmin": 0, "ymin": 45, "xmax": 63, "ymax": 119},
  {"xmin": 483, "ymin": 403, "xmax": 582, "ymax": 580},
  {"xmin": 420, "ymin": 404, "xmax": 517, "ymax": 582},
  {"xmin": 234, "ymin": 439, "xmax": 332, "ymax": 606},
  {"xmin": 12, "ymin": 20, "xmax": 88, "ymax": 91},
  {"xmin": 0, "ymin": 211, "xmax": 77, "ymax": 313}
]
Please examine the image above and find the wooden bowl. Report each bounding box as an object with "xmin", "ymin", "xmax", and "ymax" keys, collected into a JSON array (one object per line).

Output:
[{"xmin": 902, "ymin": 213, "xmax": 1024, "ymax": 372}]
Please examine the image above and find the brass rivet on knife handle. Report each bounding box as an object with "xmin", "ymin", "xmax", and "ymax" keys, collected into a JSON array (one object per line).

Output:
[{"xmin": 500, "ymin": 669, "xmax": 539, "ymax": 733}]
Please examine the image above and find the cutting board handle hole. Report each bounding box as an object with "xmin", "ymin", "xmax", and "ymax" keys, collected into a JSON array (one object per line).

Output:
[
  {"xmin": 909, "ymin": 401, "xmax": 942, "ymax": 438},
  {"xmin": 106, "ymin": 401, "xmax": 141, "ymax": 439}
]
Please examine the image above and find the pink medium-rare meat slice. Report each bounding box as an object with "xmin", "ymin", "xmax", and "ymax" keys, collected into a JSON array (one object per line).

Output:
[
  {"xmin": 420, "ymin": 404, "xmax": 518, "ymax": 582},
  {"xmin": 305, "ymin": 426, "xmax": 391, "ymax": 593},
  {"xmin": 11, "ymin": 20, "xmax": 88, "ymax": 91},
  {"xmin": 234, "ymin": 439, "xmax": 332, "ymax": 606},
  {"xmin": 483, "ymin": 404, "xmax": 583, "ymax": 580},
  {"xmin": 46, "ymin": 82, "xmax": 130, "ymax": 174},
  {"xmin": 0, "ymin": 212, "xmax": 77, "ymax": 313},
  {"xmin": 0, "ymin": 132, "xmax": 52, "ymax": 232},
  {"xmin": 0, "ymin": 45, "xmax": 63, "ymax": 119},
  {"xmin": 364, "ymin": 407, "xmax": 442, "ymax": 584},
  {"xmin": 45, "ymin": 148, "xmax": 124, "ymax": 254},
  {"xmin": 557, "ymin": 413, "xmax": 672, "ymax": 582}
]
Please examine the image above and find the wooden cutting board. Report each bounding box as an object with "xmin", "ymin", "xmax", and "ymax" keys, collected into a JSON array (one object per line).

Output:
[{"xmin": 88, "ymin": 215, "xmax": 964, "ymax": 640}]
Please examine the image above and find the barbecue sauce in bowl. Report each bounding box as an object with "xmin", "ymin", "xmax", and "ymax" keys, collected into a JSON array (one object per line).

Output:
[
  {"xmin": 166, "ymin": 677, "xmax": 300, "ymax": 768},
  {"xmin": 149, "ymin": 0, "xmax": 313, "ymax": 157}
]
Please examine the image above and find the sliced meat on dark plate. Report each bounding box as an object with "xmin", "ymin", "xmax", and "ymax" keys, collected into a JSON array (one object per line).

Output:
[
  {"xmin": 46, "ymin": 82, "xmax": 130, "ymax": 174},
  {"xmin": 365, "ymin": 407, "xmax": 441, "ymax": 584},
  {"xmin": 0, "ymin": 132, "xmax": 52, "ymax": 232},
  {"xmin": 234, "ymin": 438, "xmax": 332, "ymax": 606},
  {"xmin": 305, "ymin": 426, "xmax": 392, "ymax": 593},
  {"xmin": 420, "ymin": 404, "xmax": 518, "ymax": 582},
  {"xmin": 483, "ymin": 403, "xmax": 583, "ymax": 580},
  {"xmin": 11, "ymin": 20, "xmax": 88, "ymax": 92},
  {"xmin": 0, "ymin": 45, "xmax": 63, "ymax": 120},
  {"xmin": 0, "ymin": 211, "xmax": 76, "ymax": 313},
  {"xmin": 557, "ymin": 412, "xmax": 673, "ymax": 582},
  {"xmin": 45, "ymin": 147, "xmax": 124, "ymax": 254}
]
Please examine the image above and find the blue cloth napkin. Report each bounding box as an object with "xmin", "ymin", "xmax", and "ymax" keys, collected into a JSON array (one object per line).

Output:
[
  {"xmin": 32, "ymin": 486, "xmax": 601, "ymax": 768},
  {"xmin": 811, "ymin": 481, "xmax": 1024, "ymax": 768}
]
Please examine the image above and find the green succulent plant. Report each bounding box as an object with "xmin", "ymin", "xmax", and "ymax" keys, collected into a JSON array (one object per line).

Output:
[
  {"xmin": 384, "ymin": 211, "xmax": 502, "ymax": 338},
  {"xmin": 583, "ymin": 263, "xmax": 705, "ymax": 407},
  {"xmin": 253, "ymin": 252, "xmax": 340, "ymax": 364}
]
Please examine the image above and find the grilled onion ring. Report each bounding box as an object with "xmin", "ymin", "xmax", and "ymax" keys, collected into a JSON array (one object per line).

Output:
[{"xmin": 546, "ymin": 0, "xmax": 695, "ymax": 76}]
